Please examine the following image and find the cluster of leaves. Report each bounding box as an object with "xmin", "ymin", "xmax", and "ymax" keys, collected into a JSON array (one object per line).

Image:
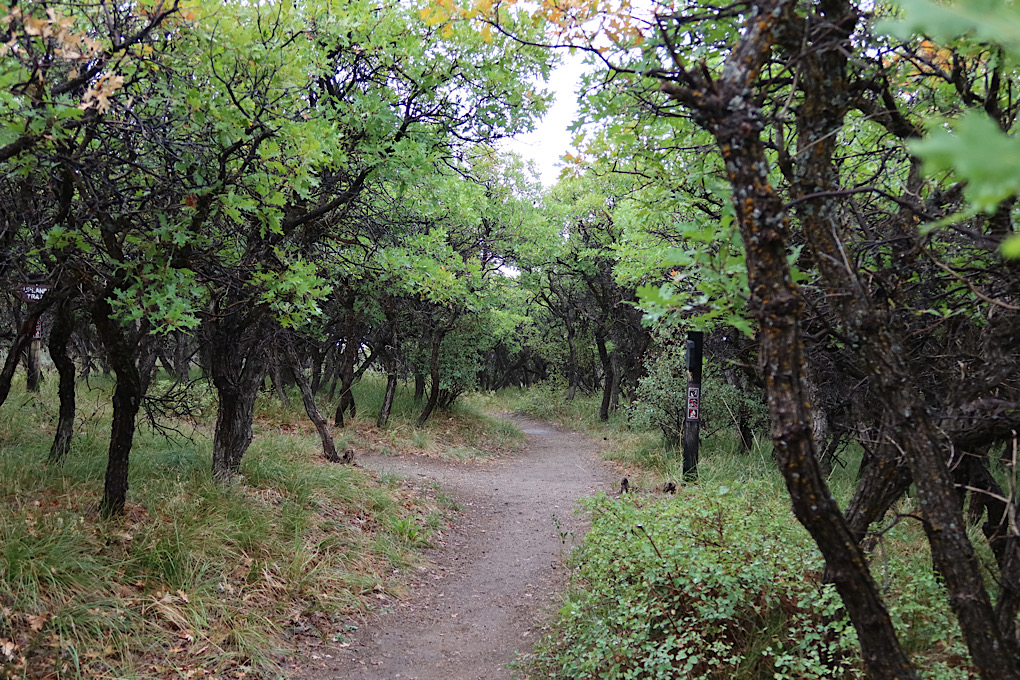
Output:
[
  {"xmin": 628, "ymin": 327, "xmax": 767, "ymax": 449},
  {"xmin": 523, "ymin": 486, "xmax": 971, "ymax": 680}
]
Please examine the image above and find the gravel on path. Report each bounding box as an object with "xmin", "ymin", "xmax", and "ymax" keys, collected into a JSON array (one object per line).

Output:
[{"xmin": 287, "ymin": 414, "xmax": 614, "ymax": 680}]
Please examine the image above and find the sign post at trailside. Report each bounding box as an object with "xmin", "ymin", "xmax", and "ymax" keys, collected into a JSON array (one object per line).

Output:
[
  {"xmin": 683, "ymin": 330, "xmax": 703, "ymax": 478},
  {"xmin": 15, "ymin": 283, "xmax": 49, "ymax": 392}
]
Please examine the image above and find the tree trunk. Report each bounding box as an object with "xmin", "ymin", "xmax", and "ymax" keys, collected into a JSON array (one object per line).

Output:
[
  {"xmin": 378, "ymin": 374, "xmax": 398, "ymax": 428},
  {"xmin": 172, "ymin": 330, "xmax": 191, "ymax": 381},
  {"xmin": 286, "ymin": 346, "xmax": 350, "ymax": 464},
  {"xmin": 595, "ymin": 328, "xmax": 613, "ymax": 422},
  {"xmin": 48, "ymin": 300, "xmax": 76, "ymax": 463},
  {"xmin": 790, "ymin": 0, "xmax": 1020, "ymax": 668},
  {"xmin": 270, "ymin": 353, "xmax": 291, "ymax": 407},
  {"xmin": 91, "ymin": 293, "xmax": 143, "ymax": 517},
  {"xmin": 417, "ymin": 331, "xmax": 445, "ymax": 427},
  {"xmin": 212, "ymin": 383, "xmax": 257, "ymax": 480},
  {"xmin": 565, "ymin": 318, "xmax": 578, "ymax": 401},
  {"xmin": 206, "ymin": 317, "xmax": 270, "ymax": 481},
  {"xmin": 0, "ymin": 298, "xmax": 51, "ymax": 407},
  {"xmin": 657, "ymin": 0, "xmax": 922, "ymax": 673},
  {"xmin": 26, "ymin": 337, "xmax": 41, "ymax": 392},
  {"xmin": 609, "ymin": 350, "xmax": 621, "ymax": 412},
  {"xmin": 137, "ymin": 338, "xmax": 158, "ymax": 398},
  {"xmin": 334, "ymin": 337, "xmax": 358, "ymax": 427},
  {"xmin": 413, "ymin": 372, "xmax": 426, "ymax": 401},
  {"xmin": 310, "ymin": 344, "xmax": 324, "ymax": 395}
]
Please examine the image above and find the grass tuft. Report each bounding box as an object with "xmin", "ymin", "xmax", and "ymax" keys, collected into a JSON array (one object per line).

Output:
[{"xmin": 0, "ymin": 374, "xmax": 456, "ymax": 680}]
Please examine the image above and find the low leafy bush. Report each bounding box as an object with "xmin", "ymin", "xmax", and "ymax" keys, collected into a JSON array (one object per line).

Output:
[{"xmin": 521, "ymin": 483, "xmax": 971, "ymax": 680}]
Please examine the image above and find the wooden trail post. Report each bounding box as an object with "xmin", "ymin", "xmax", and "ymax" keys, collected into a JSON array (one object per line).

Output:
[
  {"xmin": 16, "ymin": 283, "xmax": 49, "ymax": 392},
  {"xmin": 683, "ymin": 330, "xmax": 703, "ymax": 477}
]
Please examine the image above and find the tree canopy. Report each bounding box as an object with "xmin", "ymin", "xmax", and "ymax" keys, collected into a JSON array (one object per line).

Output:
[{"xmin": 4, "ymin": 0, "xmax": 1020, "ymax": 676}]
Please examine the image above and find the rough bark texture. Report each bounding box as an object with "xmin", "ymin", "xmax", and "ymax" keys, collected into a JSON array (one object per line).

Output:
[
  {"xmin": 47, "ymin": 300, "xmax": 76, "ymax": 463},
  {"xmin": 0, "ymin": 297, "xmax": 52, "ymax": 407},
  {"xmin": 790, "ymin": 0, "xmax": 1020, "ymax": 671},
  {"xmin": 416, "ymin": 330, "xmax": 445, "ymax": 427},
  {"xmin": 91, "ymin": 292, "xmax": 143, "ymax": 517},
  {"xmin": 658, "ymin": 0, "xmax": 919, "ymax": 675},
  {"xmin": 206, "ymin": 312, "xmax": 270, "ymax": 481},
  {"xmin": 211, "ymin": 376, "xmax": 260, "ymax": 481}
]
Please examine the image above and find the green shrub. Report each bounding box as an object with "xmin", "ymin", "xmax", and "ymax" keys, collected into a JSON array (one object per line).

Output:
[{"xmin": 522, "ymin": 484, "xmax": 970, "ymax": 680}]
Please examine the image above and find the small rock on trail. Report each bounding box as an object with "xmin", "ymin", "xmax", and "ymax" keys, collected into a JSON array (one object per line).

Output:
[{"xmin": 288, "ymin": 415, "xmax": 613, "ymax": 680}]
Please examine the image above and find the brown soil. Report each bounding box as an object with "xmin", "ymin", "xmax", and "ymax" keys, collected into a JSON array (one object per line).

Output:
[{"xmin": 287, "ymin": 414, "xmax": 614, "ymax": 680}]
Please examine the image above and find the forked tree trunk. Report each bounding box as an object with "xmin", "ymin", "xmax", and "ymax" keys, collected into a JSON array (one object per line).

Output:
[
  {"xmin": 657, "ymin": 0, "xmax": 921, "ymax": 674},
  {"xmin": 378, "ymin": 373, "xmax": 398, "ymax": 428},
  {"xmin": 334, "ymin": 337, "xmax": 358, "ymax": 427},
  {"xmin": 790, "ymin": 0, "xmax": 1020, "ymax": 669},
  {"xmin": 48, "ymin": 300, "xmax": 76, "ymax": 463}
]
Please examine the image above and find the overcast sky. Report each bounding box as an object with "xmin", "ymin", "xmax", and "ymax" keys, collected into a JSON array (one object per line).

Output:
[{"xmin": 501, "ymin": 53, "xmax": 589, "ymax": 187}]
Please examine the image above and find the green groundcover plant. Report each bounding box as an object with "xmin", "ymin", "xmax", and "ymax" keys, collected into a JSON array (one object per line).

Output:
[{"xmin": 521, "ymin": 483, "xmax": 972, "ymax": 680}]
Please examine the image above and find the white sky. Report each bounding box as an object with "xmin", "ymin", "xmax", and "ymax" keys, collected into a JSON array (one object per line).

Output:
[{"xmin": 501, "ymin": 52, "xmax": 589, "ymax": 187}]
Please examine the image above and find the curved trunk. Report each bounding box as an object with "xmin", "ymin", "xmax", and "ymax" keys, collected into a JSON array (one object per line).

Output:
[
  {"xmin": 285, "ymin": 345, "xmax": 349, "ymax": 464},
  {"xmin": 655, "ymin": 0, "xmax": 921, "ymax": 671},
  {"xmin": 48, "ymin": 301, "xmax": 76, "ymax": 463},
  {"xmin": 0, "ymin": 297, "xmax": 52, "ymax": 407}
]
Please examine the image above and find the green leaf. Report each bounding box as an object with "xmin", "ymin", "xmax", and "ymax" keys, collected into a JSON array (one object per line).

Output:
[
  {"xmin": 1002, "ymin": 234, "xmax": 1020, "ymax": 259},
  {"xmin": 910, "ymin": 112, "xmax": 1020, "ymax": 212}
]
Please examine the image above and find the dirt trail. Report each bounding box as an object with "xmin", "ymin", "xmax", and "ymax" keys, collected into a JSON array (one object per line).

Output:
[{"xmin": 289, "ymin": 415, "xmax": 613, "ymax": 680}]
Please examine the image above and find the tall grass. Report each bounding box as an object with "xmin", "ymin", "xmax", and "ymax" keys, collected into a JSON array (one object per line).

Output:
[{"xmin": 0, "ymin": 374, "xmax": 455, "ymax": 680}]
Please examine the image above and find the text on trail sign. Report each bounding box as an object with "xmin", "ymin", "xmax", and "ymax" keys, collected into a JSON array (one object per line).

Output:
[
  {"xmin": 16, "ymin": 284, "xmax": 49, "ymax": 303},
  {"xmin": 687, "ymin": 386, "xmax": 700, "ymax": 421}
]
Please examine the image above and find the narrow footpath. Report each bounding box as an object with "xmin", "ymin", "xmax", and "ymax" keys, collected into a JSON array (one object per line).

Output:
[{"xmin": 290, "ymin": 415, "xmax": 613, "ymax": 680}]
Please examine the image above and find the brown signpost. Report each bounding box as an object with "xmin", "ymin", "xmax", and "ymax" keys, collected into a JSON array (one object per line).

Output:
[{"xmin": 15, "ymin": 283, "xmax": 49, "ymax": 392}]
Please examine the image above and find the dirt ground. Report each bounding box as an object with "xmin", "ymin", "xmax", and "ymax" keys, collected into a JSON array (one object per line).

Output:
[{"xmin": 287, "ymin": 415, "xmax": 615, "ymax": 680}]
